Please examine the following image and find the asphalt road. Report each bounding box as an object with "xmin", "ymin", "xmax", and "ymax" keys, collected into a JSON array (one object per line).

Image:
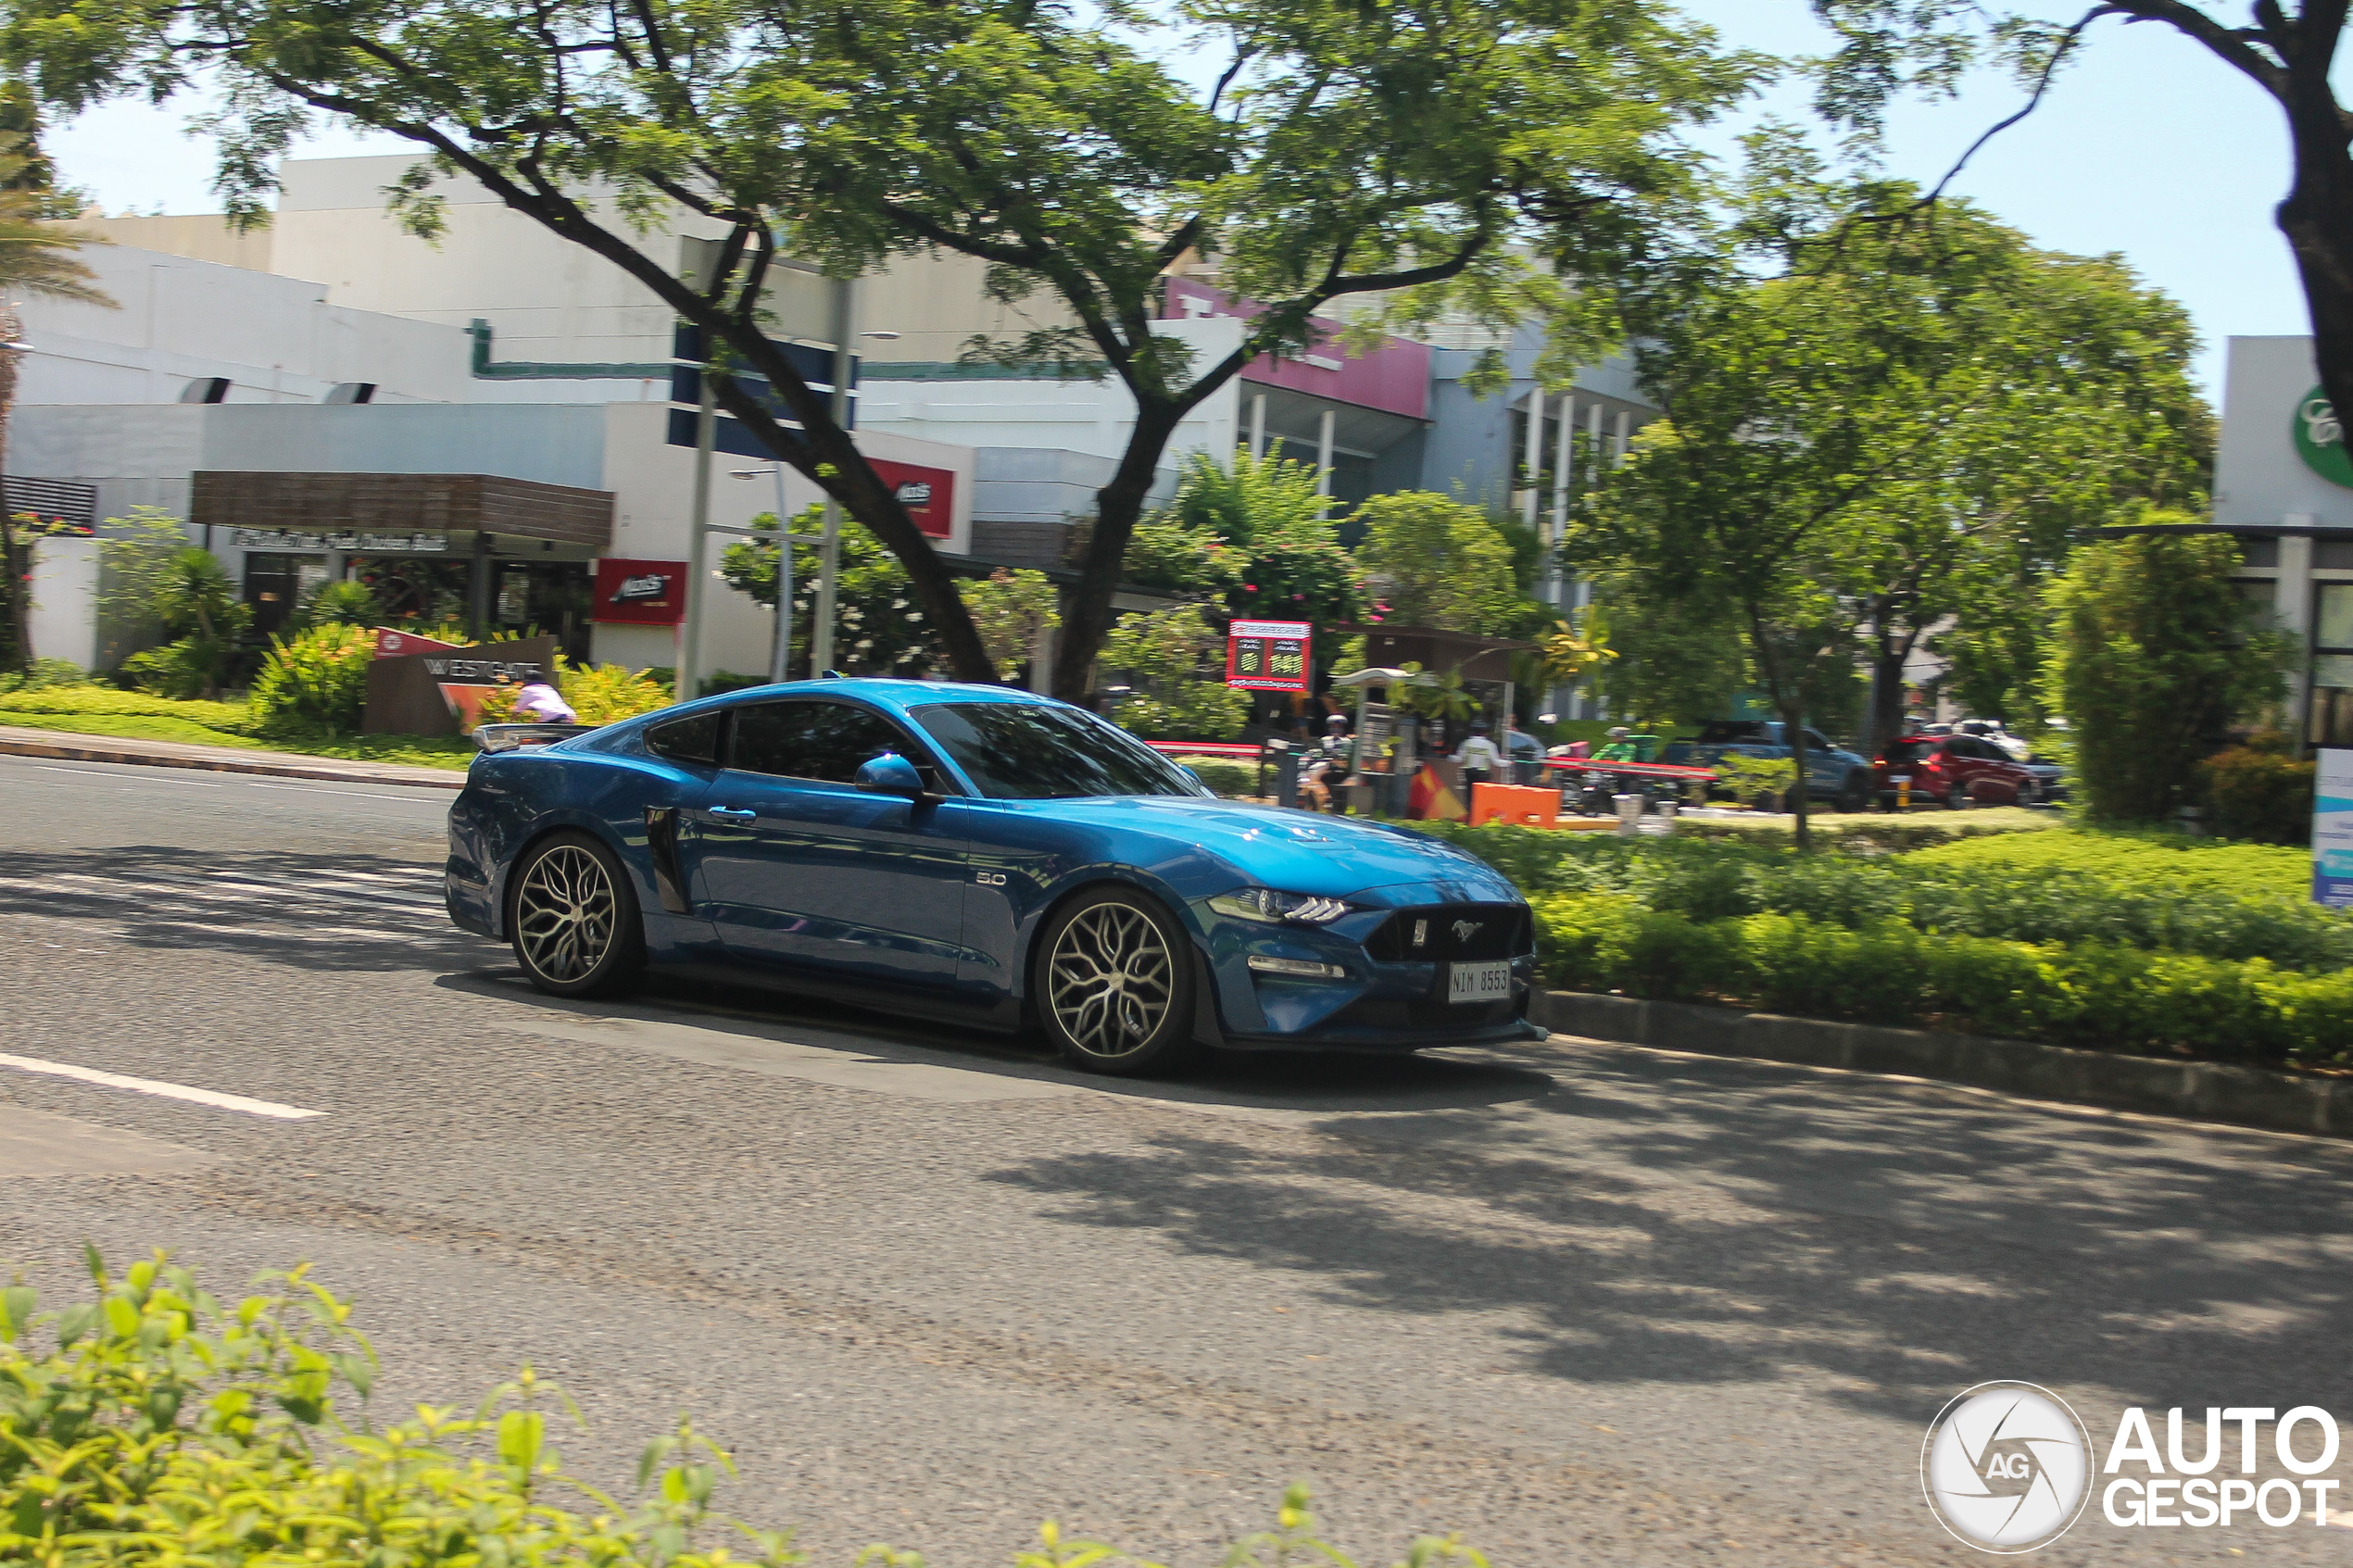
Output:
[{"xmin": 3, "ymin": 749, "xmax": 2350, "ymax": 1565}]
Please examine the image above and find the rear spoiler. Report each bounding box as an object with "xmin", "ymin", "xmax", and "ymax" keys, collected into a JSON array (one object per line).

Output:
[{"xmin": 473, "ymin": 722, "xmax": 602, "ymax": 754}]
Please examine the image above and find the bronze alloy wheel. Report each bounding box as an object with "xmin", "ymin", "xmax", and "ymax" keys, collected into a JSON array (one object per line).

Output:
[
  {"xmin": 510, "ymin": 832, "xmax": 645, "ymax": 997},
  {"xmin": 1038, "ymin": 889, "xmax": 1198, "ymax": 1073}
]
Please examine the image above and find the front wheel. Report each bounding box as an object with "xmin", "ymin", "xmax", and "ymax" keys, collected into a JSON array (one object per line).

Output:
[
  {"xmin": 1036, "ymin": 887, "xmax": 1201, "ymax": 1076},
  {"xmin": 508, "ymin": 830, "xmax": 646, "ymax": 997}
]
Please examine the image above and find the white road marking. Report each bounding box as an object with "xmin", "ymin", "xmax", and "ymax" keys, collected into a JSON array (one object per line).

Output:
[
  {"xmin": 31, "ymin": 764, "xmax": 222, "ymax": 786},
  {"xmin": 239, "ymin": 782, "xmax": 452, "ymax": 803},
  {"xmin": 0, "ymin": 1052, "xmax": 325, "ymax": 1120}
]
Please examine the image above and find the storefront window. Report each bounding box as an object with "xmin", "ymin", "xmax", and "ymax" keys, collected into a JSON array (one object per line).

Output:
[{"xmin": 2313, "ymin": 584, "xmax": 2353, "ymax": 748}]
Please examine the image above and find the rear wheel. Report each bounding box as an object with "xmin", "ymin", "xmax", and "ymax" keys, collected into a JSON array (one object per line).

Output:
[
  {"xmin": 508, "ymin": 831, "xmax": 646, "ymax": 997},
  {"xmin": 1036, "ymin": 887, "xmax": 1201, "ymax": 1076}
]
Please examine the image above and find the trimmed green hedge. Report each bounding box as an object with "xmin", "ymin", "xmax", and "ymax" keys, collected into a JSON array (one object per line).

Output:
[
  {"xmin": 1173, "ymin": 754, "xmax": 1260, "ymax": 798},
  {"xmin": 1532, "ymin": 891, "xmax": 2353, "ymax": 1064},
  {"xmin": 1414, "ymin": 821, "xmax": 2352, "ymax": 1066},
  {"xmin": 1417, "ymin": 822, "xmax": 2347, "ymax": 972},
  {"xmin": 3, "ymin": 1253, "xmax": 1488, "ymax": 1568}
]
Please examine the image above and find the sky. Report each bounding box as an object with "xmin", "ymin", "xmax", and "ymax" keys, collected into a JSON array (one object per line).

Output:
[{"xmin": 37, "ymin": 0, "xmax": 2310, "ymax": 407}]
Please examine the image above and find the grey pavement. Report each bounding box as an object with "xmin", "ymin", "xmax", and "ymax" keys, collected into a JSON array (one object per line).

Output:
[{"xmin": 1, "ymin": 749, "xmax": 2347, "ymax": 1564}]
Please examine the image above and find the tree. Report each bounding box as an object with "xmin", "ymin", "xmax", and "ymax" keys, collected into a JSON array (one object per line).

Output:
[
  {"xmin": 960, "ymin": 568, "xmax": 1059, "ymax": 682},
  {"xmin": 1147, "ymin": 448, "xmax": 1361, "ymax": 671},
  {"xmin": 0, "ymin": 0, "xmax": 1759, "ymax": 699},
  {"xmin": 1570, "ymin": 167, "xmax": 2205, "ymax": 846},
  {"xmin": 1100, "ymin": 606, "xmax": 1249, "ymax": 741},
  {"xmin": 718, "ymin": 508, "xmax": 945, "ymax": 680},
  {"xmin": 1354, "ymin": 493, "xmax": 1525, "ymax": 637},
  {"xmin": 1811, "ymin": 1, "xmax": 2353, "ymax": 446},
  {"xmin": 2042, "ymin": 526, "xmax": 2293, "ymax": 823}
]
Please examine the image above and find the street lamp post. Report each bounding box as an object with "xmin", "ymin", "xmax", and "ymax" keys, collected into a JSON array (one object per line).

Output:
[{"xmin": 728, "ymin": 464, "xmax": 800, "ymax": 684}]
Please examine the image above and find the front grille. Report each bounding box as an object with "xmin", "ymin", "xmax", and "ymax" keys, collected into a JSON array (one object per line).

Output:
[{"xmin": 1361, "ymin": 904, "xmax": 1532, "ymax": 962}]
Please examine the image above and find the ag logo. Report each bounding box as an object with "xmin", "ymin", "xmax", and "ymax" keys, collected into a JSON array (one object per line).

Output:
[{"xmin": 1921, "ymin": 1382, "xmax": 2092, "ymax": 1553}]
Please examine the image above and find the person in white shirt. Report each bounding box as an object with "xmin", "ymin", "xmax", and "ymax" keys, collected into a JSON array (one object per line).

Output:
[{"xmin": 1453, "ymin": 722, "xmax": 1503, "ymax": 792}]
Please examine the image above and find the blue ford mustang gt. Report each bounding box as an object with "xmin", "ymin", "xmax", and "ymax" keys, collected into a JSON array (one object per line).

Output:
[{"xmin": 445, "ymin": 678, "xmax": 1542, "ymax": 1074}]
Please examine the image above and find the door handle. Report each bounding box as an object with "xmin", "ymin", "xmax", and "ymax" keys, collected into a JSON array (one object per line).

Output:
[{"xmin": 708, "ymin": 806, "xmax": 758, "ymax": 822}]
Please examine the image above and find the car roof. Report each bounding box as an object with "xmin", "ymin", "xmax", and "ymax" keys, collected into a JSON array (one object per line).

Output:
[{"xmin": 593, "ymin": 677, "xmax": 1063, "ymax": 740}]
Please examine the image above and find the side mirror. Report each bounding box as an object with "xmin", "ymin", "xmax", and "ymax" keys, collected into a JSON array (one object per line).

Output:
[{"xmin": 856, "ymin": 752, "xmax": 927, "ymax": 798}]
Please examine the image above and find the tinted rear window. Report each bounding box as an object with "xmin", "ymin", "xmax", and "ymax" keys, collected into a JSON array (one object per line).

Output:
[{"xmin": 646, "ymin": 711, "xmax": 721, "ymax": 764}]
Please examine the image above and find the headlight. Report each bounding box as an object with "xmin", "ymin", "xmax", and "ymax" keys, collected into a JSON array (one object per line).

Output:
[{"xmin": 1209, "ymin": 887, "xmax": 1353, "ymax": 924}]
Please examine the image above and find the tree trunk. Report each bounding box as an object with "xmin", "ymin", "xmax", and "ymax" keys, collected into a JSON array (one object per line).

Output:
[
  {"xmin": 2273, "ymin": 41, "xmax": 2353, "ymax": 436},
  {"xmin": 1861, "ymin": 616, "xmax": 1919, "ymax": 761},
  {"xmin": 1052, "ymin": 402, "xmax": 1185, "ymax": 703},
  {"xmin": 1780, "ymin": 699, "xmax": 1812, "ymax": 851}
]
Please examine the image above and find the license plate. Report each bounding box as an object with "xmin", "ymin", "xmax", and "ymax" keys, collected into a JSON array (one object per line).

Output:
[{"xmin": 1448, "ymin": 960, "xmax": 1512, "ymax": 1004}]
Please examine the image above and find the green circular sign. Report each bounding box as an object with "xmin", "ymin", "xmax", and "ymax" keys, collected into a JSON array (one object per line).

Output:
[{"xmin": 2294, "ymin": 384, "xmax": 2353, "ymax": 487}]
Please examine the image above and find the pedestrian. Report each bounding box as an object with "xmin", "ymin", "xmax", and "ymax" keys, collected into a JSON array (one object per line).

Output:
[
  {"xmin": 1453, "ymin": 721, "xmax": 1503, "ymax": 794},
  {"xmin": 512, "ymin": 675, "xmax": 577, "ymax": 724}
]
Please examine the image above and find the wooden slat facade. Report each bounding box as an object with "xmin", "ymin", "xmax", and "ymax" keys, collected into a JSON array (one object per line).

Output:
[{"xmin": 191, "ymin": 471, "xmax": 614, "ymax": 547}]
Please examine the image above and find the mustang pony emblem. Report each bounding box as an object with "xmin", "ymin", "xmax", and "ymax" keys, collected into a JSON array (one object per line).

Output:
[{"xmin": 1452, "ymin": 920, "xmax": 1482, "ymax": 942}]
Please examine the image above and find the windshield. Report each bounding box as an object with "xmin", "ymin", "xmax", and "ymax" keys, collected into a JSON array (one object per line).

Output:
[{"xmin": 908, "ymin": 701, "xmax": 1211, "ymax": 800}]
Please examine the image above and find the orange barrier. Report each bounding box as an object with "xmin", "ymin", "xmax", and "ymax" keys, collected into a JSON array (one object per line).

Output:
[{"xmin": 1468, "ymin": 783, "xmax": 1560, "ymax": 829}]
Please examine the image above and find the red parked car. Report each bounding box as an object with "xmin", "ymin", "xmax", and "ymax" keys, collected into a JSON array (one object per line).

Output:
[{"xmin": 1873, "ymin": 734, "xmax": 2066, "ymax": 808}]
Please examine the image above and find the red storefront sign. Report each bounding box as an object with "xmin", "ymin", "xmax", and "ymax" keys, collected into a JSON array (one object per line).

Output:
[
  {"xmin": 593, "ymin": 558, "xmax": 690, "ymax": 625},
  {"xmin": 867, "ymin": 458, "xmax": 955, "ymax": 539},
  {"xmin": 1226, "ymin": 619, "xmax": 1312, "ymax": 692}
]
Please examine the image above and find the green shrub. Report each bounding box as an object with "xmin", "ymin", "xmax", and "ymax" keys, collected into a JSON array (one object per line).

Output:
[
  {"xmin": 564, "ymin": 660, "xmax": 674, "ymax": 723},
  {"xmin": 247, "ymin": 623, "xmax": 375, "ymax": 734},
  {"xmin": 1, "ymin": 1252, "xmax": 1487, "ymax": 1568},
  {"xmin": 2041, "ymin": 530, "xmax": 2295, "ymax": 824},
  {"xmin": 2198, "ymin": 742, "xmax": 2315, "ymax": 846},
  {"xmin": 293, "ymin": 577, "xmax": 382, "ymax": 631},
  {"xmin": 0, "ymin": 657, "xmax": 92, "ymax": 693},
  {"xmin": 1173, "ymin": 755, "xmax": 1258, "ymax": 797},
  {"xmin": 0, "ymin": 684, "xmax": 251, "ymax": 731}
]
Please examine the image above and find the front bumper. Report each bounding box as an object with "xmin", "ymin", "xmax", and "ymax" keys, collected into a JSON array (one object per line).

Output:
[{"xmin": 1191, "ymin": 891, "xmax": 1544, "ymax": 1053}]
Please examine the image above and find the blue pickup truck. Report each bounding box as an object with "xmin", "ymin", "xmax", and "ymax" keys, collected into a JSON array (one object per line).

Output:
[{"xmin": 1662, "ymin": 720, "xmax": 1877, "ymax": 814}]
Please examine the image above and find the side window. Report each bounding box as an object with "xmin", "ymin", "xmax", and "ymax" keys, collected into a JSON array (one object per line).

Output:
[
  {"xmin": 1804, "ymin": 729, "xmax": 1832, "ymax": 753},
  {"xmin": 730, "ymin": 700, "xmax": 910, "ymax": 784},
  {"xmin": 646, "ymin": 711, "xmax": 721, "ymax": 765}
]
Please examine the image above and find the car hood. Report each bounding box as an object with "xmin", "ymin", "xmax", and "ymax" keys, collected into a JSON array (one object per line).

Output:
[{"xmin": 998, "ymin": 796, "xmax": 1519, "ymax": 902}]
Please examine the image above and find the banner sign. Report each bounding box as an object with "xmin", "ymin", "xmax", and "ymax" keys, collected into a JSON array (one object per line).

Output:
[
  {"xmin": 866, "ymin": 458, "xmax": 955, "ymax": 540},
  {"xmin": 1226, "ymin": 618, "xmax": 1312, "ymax": 692},
  {"xmin": 593, "ymin": 558, "xmax": 689, "ymax": 625},
  {"xmin": 2317, "ymin": 747, "xmax": 2353, "ymax": 908},
  {"xmin": 232, "ymin": 528, "xmax": 450, "ymax": 554},
  {"xmin": 363, "ymin": 634, "xmax": 559, "ymax": 736}
]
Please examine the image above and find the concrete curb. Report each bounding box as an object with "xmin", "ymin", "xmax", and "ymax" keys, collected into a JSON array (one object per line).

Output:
[
  {"xmin": 0, "ymin": 730, "xmax": 467, "ymax": 791},
  {"xmin": 1536, "ymin": 989, "xmax": 2353, "ymax": 1140}
]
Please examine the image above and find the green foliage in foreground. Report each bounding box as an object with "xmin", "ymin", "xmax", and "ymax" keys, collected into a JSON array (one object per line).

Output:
[{"xmin": 1, "ymin": 1253, "xmax": 1487, "ymax": 1568}]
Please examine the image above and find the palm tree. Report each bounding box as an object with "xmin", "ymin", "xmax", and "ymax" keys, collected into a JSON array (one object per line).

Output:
[{"xmin": 0, "ymin": 132, "xmax": 110, "ymax": 675}]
